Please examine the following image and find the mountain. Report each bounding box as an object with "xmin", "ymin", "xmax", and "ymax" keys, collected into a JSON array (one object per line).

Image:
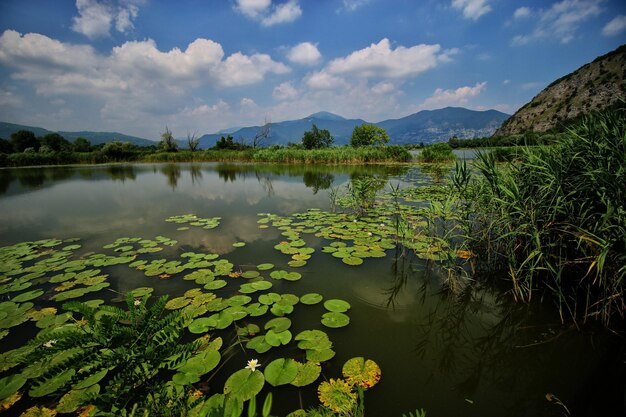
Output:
[
  {"xmin": 378, "ymin": 107, "xmax": 509, "ymax": 144},
  {"xmin": 198, "ymin": 112, "xmax": 366, "ymax": 148},
  {"xmin": 199, "ymin": 107, "xmax": 509, "ymax": 148},
  {"xmin": 495, "ymin": 44, "xmax": 626, "ymax": 136},
  {"xmin": 0, "ymin": 122, "xmax": 155, "ymax": 147}
]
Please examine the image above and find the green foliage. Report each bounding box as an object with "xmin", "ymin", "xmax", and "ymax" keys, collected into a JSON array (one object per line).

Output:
[
  {"xmin": 100, "ymin": 141, "xmax": 139, "ymax": 161},
  {"xmin": 252, "ymin": 146, "xmax": 410, "ymax": 163},
  {"xmin": 452, "ymin": 107, "xmax": 626, "ymax": 326},
  {"xmin": 350, "ymin": 124, "xmax": 389, "ymax": 147},
  {"xmin": 0, "ymin": 137, "xmax": 14, "ymax": 153},
  {"xmin": 159, "ymin": 126, "xmax": 178, "ymax": 152},
  {"xmin": 302, "ymin": 124, "xmax": 334, "ymax": 149},
  {"xmin": 73, "ymin": 137, "xmax": 92, "ymax": 152},
  {"xmin": 214, "ymin": 135, "xmax": 249, "ymax": 151},
  {"xmin": 419, "ymin": 143, "xmax": 455, "ymax": 162},
  {"xmin": 11, "ymin": 130, "xmax": 39, "ymax": 152},
  {"xmin": 40, "ymin": 133, "xmax": 71, "ymax": 152}
]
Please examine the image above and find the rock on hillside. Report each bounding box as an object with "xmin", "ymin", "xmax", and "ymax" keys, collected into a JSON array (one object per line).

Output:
[{"xmin": 495, "ymin": 44, "xmax": 626, "ymax": 136}]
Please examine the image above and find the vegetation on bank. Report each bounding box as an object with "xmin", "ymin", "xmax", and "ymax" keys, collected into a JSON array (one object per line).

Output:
[{"xmin": 450, "ymin": 107, "xmax": 625, "ymax": 325}]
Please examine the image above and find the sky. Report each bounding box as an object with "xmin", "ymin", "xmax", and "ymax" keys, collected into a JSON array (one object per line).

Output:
[{"xmin": 0, "ymin": 0, "xmax": 625, "ymax": 140}]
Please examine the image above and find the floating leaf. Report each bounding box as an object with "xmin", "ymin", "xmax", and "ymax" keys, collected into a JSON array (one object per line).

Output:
[
  {"xmin": 264, "ymin": 358, "xmax": 298, "ymax": 387},
  {"xmin": 321, "ymin": 312, "xmax": 350, "ymax": 328},
  {"xmin": 223, "ymin": 368, "xmax": 265, "ymax": 401},
  {"xmin": 18, "ymin": 406, "xmax": 58, "ymax": 417},
  {"xmin": 256, "ymin": 263, "xmax": 274, "ymax": 271},
  {"xmin": 265, "ymin": 330, "xmax": 292, "ymax": 347},
  {"xmin": 165, "ymin": 297, "xmax": 191, "ymax": 310},
  {"xmin": 342, "ymin": 357, "xmax": 381, "ymax": 389},
  {"xmin": 177, "ymin": 350, "xmax": 221, "ymax": 377},
  {"xmin": 246, "ymin": 336, "xmax": 272, "ymax": 354},
  {"xmin": 232, "ymin": 242, "xmax": 246, "ymax": 248},
  {"xmin": 241, "ymin": 271, "xmax": 260, "ymax": 279},
  {"xmin": 342, "ymin": 256, "xmax": 363, "ymax": 266},
  {"xmin": 264, "ymin": 317, "xmax": 291, "ymax": 333},
  {"xmin": 57, "ymin": 384, "xmax": 100, "ymax": 413},
  {"xmin": 291, "ymin": 361, "xmax": 321, "ymax": 387},
  {"xmin": 128, "ymin": 287, "xmax": 153, "ymax": 297},
  {"xmin": 306, "ymin": 348, "xmax": 336, "ymax": 362},
  {"xmin": 300, "ymin": 293, "xmax": 323, "ymax": 305},
  {"xmin": 12, "ymin": 289, "xmax": 44, "ymax": 303},
  {"xmin": 317, "ymin": 378, "xmax": 356, "ymax": 414},
  {"xmin": 204, "ymin": 280, "xmax": 227, "ymax": 290},
  {"xmin": 324, "ymin": 299, "xmax": 351, "ymax": 313},
  {"xmin": 246, "ymin": 303, "xmax": 268, "ymax": 317},
  {"xmin": 188, "ymin": 317, "xmax": 218, "ymax": 334}
]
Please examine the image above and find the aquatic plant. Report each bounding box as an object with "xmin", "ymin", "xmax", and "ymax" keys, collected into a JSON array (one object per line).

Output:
[{"xmin": 419, "ymin": 143, "xmax": 455, "ymax": 162}]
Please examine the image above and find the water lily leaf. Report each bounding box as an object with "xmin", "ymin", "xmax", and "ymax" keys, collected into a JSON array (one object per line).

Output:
[
  {"xmin": 0, "ymin": 374, "xmax": 26, "ymax": 401},
  {"xmin": 12, "ymin": 289, "xmax": 44, "ymax": 303},
  {"xmin": 165, "ymin": 297, "xmax": 191, "ymax": 310},
  {"xmin": 265, "ymin": 330, "xmax": 292, "ymax": 347},
  {"xmin": 291, "ymin": 361, "xmax": 321, "ymax": 387},
  {"xmin": 188, "ymin": 317, "xmax": 218, "ymax": 334},
  {"xmin": 246, "ymin": 303, "xmax": 268, "ymax": 317},
  {"xmin": 250, "ymin": 281, "xmax": 272, "ymax": 291},
  {"xmin": 324, "ymin": 299, "xmax": 351, "ymax": 313},
  {"xmin": 270, "ymin": 303, "xmax": 293, "ymax": 317},
  {"xmin": 224, "ymin": 306, "xmax": 248, "ymax": 321},
  {"xmin": 237, "ymin": 323, "xmax": 261, "ymax": 337},
  {"xmin": 321, "ymin": 312, "xmax": 350, "ymax": 328},
  {"xmin": 280, "ymin": 294, "xmax": 299, "ymax": 305},
  {"xmin": 178, "ymin": 350, "xmax": 221, "ymax": 377},
  {"xmin": 128, "ymin": 287, "xmax": 153, "ymax": 297},
  {"xmin": 287, "ymin": 260, "xmax": 306, "ymax": 268},
  {"xmin": 204, "ymin": 280, "xmax": 227, "ymax": 290},
  {"xmin": 246, "ymin": 336, "xmax": 272, "ymax": 354},
  {"xmin": 223, "ymin": 368, "xmax": 265, "ymax": 401},
  {"xmin": 57, "ymin": 384, "xmax": 100, "ymax": 413},
  {"xmin": 72, "ymin": 368, "xmax": 108, "ymax": 390},
  {"xmin": 300, "ymin": 293, "xmax": 323, "ymax": 305},
  {"xmin": 17, "ymin": 406, "xmax": 57, "ymax": 416},
  {"xmin": 241, "ymin": 271, "xmax": 259, "ymax": 279},
  {"xmin": 232, "ymin": 242, "xmax": 246, "ymax": 248},
  {"xmin": 342, "ymin": 357, "xmax": 381, "ymax": 389},
  {"xmin": 256, "ymin": 263, "xmax": 274, "ymax": 271},
  {"xmin": 264, "ymin": 317, "xmax": 291, "ymax": 332},
  {"xmin": 306, "ymin": 348, "xmax": 335, "ymax": 362},
  {"xmin": 295, "ymin": 330, "xmax": 332, "ymax": 350},
  {"xmin": 208, "ymin": 311, "xmax": 234, "ymax": 329},
  {"xmin": 172, "ymin": 372, "xmax": 200, "ymax": 386},
  {"xmin": 342, "ymin": 256, "xmax": 363, "ymax": 266},
  {"xmin": 258, "ymin": 293, "xmax": 281, "ymax": 305},
  {"xmin": 228, "ymin": 295, "xmax": 252, "ymax": 306},
  {"xmin": 264, "ymin": 358, "xmax": 298, "ymax": 387},
  {"xmin": 29, "ymin": 368, "xmax": 75, "ymax": 397}
]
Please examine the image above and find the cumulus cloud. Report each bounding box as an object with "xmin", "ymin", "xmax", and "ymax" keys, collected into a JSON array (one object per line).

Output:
[
  {"xmin": 240, "ymin": 97, "xmax": 257, "ymax": 108},
  {"xmin": 451, "ymin": 0, "xmax": 492, "ymax": 21},
  {"xmin": 371, "ymin": 81, "xmax": 395, "ymax": 95},
  {"xmin": 326, "ymin": 38, "xmax": 447, "ymax": 79},
  {"xmin": 72, "ymin": 0, "xmax": 142, "ymax": 39},
  {"xmin": 305, "ymin": 71, "xmax": 348, "ymax": 90},
  {"xmin": 287, "ymin": 42, "xmax": 322, "ymax": 65},
  {"xmin": 602, "ymin": 15, "xmax": 626, "ymax": 36},
  {"xmin": 339, "ymin": 0, "xmax": 370, "ymax": 12},
  {"xmin": 235, "ymin": 0, "xmax": 302, "ymax": 26},
  {"xmin": 417, "ymin": 82, "xmax": 487, "ymax": 110},
  {"xmin": 273, "ymin": 81, "xmax": 299, "ymax": 101},
  {"xmin": 512, "ymin": 0, "xmax": 603, "ymax": 45}
]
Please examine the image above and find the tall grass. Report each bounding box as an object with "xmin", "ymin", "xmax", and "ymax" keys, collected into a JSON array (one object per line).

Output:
[
  {"xmin": 452, "ymin": 107, "xmax": 626, "ymax": 326},
  {"xmin": 419, "ymin": 143, "xmax": 455, "ymax": 162},
  {"xmin": 252, "ymin": 146, "xmax": 411, "ymax": 163}
]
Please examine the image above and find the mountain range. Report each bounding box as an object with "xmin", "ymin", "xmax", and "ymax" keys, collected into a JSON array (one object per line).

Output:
[
  {"xmin": 495, "ymin": 43, "xmax": 625, "ymax": 136},
  {"xmin": 198, "ymin": 107, "xmax": 510, "ymax": 147},
  {"xmin": 1, "ymin": 107, "xmax": 510, "ymax": 149}
]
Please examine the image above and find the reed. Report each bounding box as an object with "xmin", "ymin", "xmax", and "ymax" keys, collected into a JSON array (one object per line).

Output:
[{"xmin": 452, "ymin": 107, "xmax": 626, "ymax": 326}]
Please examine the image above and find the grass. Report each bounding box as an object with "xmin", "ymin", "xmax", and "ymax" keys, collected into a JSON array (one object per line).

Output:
[
  {"xmin": 419, "ymin": 143, "xmax": 455, "ymax": 162},
  {"xmin": 451, "ymin": 106, "xmax": 625, "ymax": 326}
]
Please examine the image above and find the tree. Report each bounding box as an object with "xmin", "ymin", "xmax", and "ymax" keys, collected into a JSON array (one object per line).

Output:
[
  {"xmin": 252, "ymin": 117, "xmax": 271, "ymax": 148},
  {"xmin": 73, "ymin": 137, "xmax": 92, "ymax": 152},
  {"xmin": 214, "ymin": 135, "xmax": 246, "ymax": 150},
  {"xmin": 40, "ymin": 133, "xmax": 71, "ymax": 152},
  {"xmin": 302, "ymin": 124, "xmax": 334, "ymax": 149},
  {"xmin": 187, "ymin": 131, "xmax": 200, "ymax": 151},
  {"xmin": 159, "ymin": 126, "xmax": 178, "ymax": 152},
  {"xmin": 350, "ymin": 124, "xmax": 389, "ymax": 147},
  {"xmin": 0, "ymin": 138, "xmax": 13, "ymax": 154},
  {"xmin": 10, "ymin": 130, "xmax": 39, "ymax": 152}
]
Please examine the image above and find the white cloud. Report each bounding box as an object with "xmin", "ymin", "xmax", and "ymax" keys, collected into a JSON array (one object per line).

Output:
[
  {"xmin": 371, "ymin": 81, "xmax": 395, "ymax": 95},
  {"xmin": 417, "ymin": 82, "xmax": 487, "ymax": 110},
  {"xmin": 273, "ymin": 81, "xmax": 299, "ymax": 101},
  {"xmin": 513, "ymin": 6, "xmax": 531, "ymax": 19},
  {"xmin": 240, "ymin": 97, "xmax": 257, "ymax": 107},
  {"xmin": 235, "ymin": 0, "xmax": 302, "ymax": 26},
  {"xmin": 503, "ymin": 79, "xmax": 511, "ymax": 85},
  {"xmin": 180, "ymin": 101, "xmax": 230, "ymax": 117},
  {"xmin": 326, "ymin": 38, "xmax": 446, "ymax": 79},
  {"xmin": 340, "ymin": 0, "xmax": 370, "ymax": 12},
  {"xmin": 305, "ymin": 72, "xmax": 348, "ymax": 90},
  {"xmin": 71, "ymin": 0, "xmax": 142, "ymax": 39},
  {"xmin": 235, "ymin": 0, "xmax": 271, "ymax": 19},
  {"xmin": 287, "ymin": 42, "xmax": 322, "ymax": 65},
  {"xmin": 512, "ymin": 0, "xmax": 603, "ymax": 45},
  {"xmin": 602, "ymin": 15, "xmax": 626, "ymax": 36},
  {"xmin": 262, "ymin": 0, "xmax": 302, "ymax": 26},
  {"xmin": 451, "ymin": 0, "xmax": 492, "ymax": 21}
]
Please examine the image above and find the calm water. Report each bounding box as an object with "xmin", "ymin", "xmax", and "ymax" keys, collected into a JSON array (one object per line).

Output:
[{"xmin": 0, "ymin": 163, "xmax": 623, "ymax": 417}]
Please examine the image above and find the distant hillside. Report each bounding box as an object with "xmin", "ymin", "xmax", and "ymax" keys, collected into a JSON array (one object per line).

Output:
[
  {"xmin": 378, "ymin": 107, "xmax": 509, "ymax": 144},
  {"xmin": 495, "ymin": 44, "xmax": 626, "ymax": 136},
  {"xmin": 0, "ymin": 122, "xmax": 155, "ymax": 147},
  {"xmin": 199, "ymin": 107, "xmax": 509, "ymax": 148}
]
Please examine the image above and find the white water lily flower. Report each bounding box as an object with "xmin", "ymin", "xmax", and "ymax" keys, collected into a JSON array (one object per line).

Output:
[
  {"xmin": 245, "ymin": 358, "xmax": 261, "ymax": 372},
  {"xmin": 380, "ymin": 223, "xmax": 385, "ymax": 227},
  {"xmin": 43, "ymin": 339, "xmax": 57, "ymax": 348},
  {"xmin": 134, "ymin": 299, "xmax": 141, "ymax": 306},
  {"xmin": 367, "ymin": 232, "xmax": 373, "ymax": 236}
]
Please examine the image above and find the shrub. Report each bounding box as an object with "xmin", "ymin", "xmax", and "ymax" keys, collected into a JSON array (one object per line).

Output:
[{"xmin": 419, "ymin": 143, "xmax": 455, "ymax": 162}]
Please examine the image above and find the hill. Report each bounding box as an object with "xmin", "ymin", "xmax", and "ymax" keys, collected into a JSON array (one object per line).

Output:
[
  {"xmin": 495, "ymin": 44, "xmax": 626, "ymax": 136},
  {"xmin": 199, "ymin": 107, "xmax": 509, "ymax": 148},
  {"xmin": 0, "ymin": 122, "xmax": 155, "ymax": 147}
]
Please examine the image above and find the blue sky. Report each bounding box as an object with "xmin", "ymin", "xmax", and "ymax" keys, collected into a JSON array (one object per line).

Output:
[{"xmin": 0, "ymin": 0, "xmax": 624, "ymax": 139}]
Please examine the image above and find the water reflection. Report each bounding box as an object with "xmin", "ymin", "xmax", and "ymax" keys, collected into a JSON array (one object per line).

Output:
[
  {"xmin": 160, "ymin": 164, "xmax": 181, "ymax": 190},
  {"xmin": 303, "ymin": 171, "xmax": 334, "ymax": 194},
  {"xmin": 107, "ymin": 165, "xmax": 136, "ymax": 182}
]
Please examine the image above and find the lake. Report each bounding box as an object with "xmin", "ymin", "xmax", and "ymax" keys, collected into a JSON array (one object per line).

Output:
[{"xmin": 0, "ymin": 163, "xmax": 623, "ymax": 417}]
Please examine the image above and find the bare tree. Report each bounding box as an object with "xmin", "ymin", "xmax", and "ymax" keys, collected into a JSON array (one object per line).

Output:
[
  {"xmin": 187, "ymin": 130, "xmax": 200, "ymax": 151},
  {"xmin": 252, "ymin": 117, "xmax": 271, "ymax": 148}
]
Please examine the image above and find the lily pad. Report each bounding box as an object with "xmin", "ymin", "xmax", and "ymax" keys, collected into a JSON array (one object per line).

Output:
[
  {"xmin": 177, "ymin": 350, "xmax": 221, "ymax": 377},
  {"xmin": 306, "ymin": 348, "xmax": 336, "ymax": 362},
  {"xmin": 57, "ymin": 384, "xmax": 100, "ymax": 413},
  {"xmin": 321, "ymin": 312, "xmax": 350, "ymax": 328},
  {"xmin": 265, "ymin": 329, "xmax": 292, "ymax": 347},
  {"xmin": 246, "ymin": 336, "xmax": 272, "ymax": 354},
  {"xmin": 232, "ymin": 242, "xmax": 246, "ymax": 248},
  {"xmin": 264, "ymin": 317, "xmax": 291, "ymax": 332},
  {"xmin": 264, "ymin": 358, "xmax": 298, "ymax": 387},
  {"xmin": 342, "ymin": 256, "xmax": 363, "ymax": 266},
  {"xmin": 204, "ymin": 280, "xmax": 227, "ymax": 290},
  {"xmin": 324, "ymin": 299, "xmax": 351, "ymax": 313},
  {"xmin": 342, "ymin": 357, "xmax": 382, "ymax": 389},
  {"xmin": 12, "ymin": 289, "xmax": 44, "ymax": 303},
  {"xmin": 241, "ymin": 271, "xmax": 260, "ymax": 279},
  {"xmin": 256, "ymin": 263, "xmax": 274, "ymax": 271},
  {"xmin": 300, "ymin": 293, "xmax": 323, "ymax": 305},
  {"xmin": 188, "ymin": 317, "xmax": 218, "ymax": 334},
  {"xmin": 223, "ymin": 368, "xmax": 265, "ymax": 401},
  {"xmin": 246, "ymin": 303, "xmax": 268, "ymax": 317},
  {"xmin": 291, "ymin": 361, "xmax": 322, "ymax": 387},
  {"xmin": 165, "ymin": 297, "xmax": 191, "ymax": 310}
]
